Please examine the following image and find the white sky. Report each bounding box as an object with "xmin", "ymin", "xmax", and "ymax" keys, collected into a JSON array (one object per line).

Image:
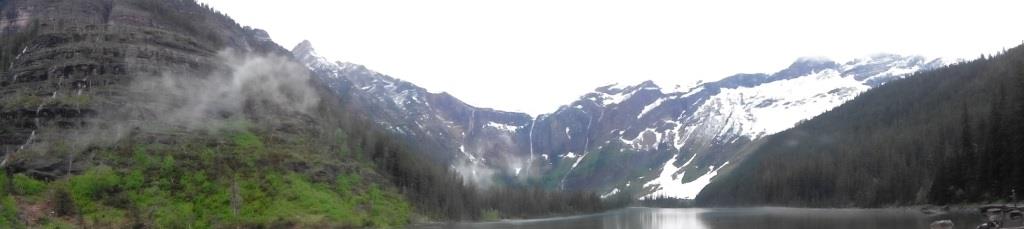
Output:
[{"xmin": 200, "ymin": 0, "xmax": 1024, "ymax": 115}]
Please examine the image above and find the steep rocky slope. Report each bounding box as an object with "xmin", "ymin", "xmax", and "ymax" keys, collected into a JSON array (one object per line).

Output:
[
  {"xmin": 294, "ymin": 41, "xmax": 533, "ymax": 187},
  {"xmin": 0, "ymin": 0, "xmax": 303, "ymax": 178}
]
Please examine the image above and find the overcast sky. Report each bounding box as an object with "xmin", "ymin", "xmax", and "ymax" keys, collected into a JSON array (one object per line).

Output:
[{"xmin": 200, "ymin": 0, "xmax": 1024, "ymax": 115}]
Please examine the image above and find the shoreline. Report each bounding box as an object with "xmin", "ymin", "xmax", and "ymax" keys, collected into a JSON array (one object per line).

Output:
[{"xmin": 407, "ymin": 207, "xmax": 634, "ymax": 227}]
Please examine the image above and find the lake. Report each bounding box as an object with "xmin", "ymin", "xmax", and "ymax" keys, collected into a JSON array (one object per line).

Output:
[{"xmin": 410, "ymin": 207, "xmax": 986, "ymax": 229}]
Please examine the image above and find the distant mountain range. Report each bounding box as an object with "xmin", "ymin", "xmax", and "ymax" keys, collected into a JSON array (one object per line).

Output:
[{"xmin": 294, "ymin": 40, "xmax": 944, "ymax": 199}]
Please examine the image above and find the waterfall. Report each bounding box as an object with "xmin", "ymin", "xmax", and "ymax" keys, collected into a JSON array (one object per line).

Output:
[
  {"xmin": 560, "ymin": 109, "xmax": 605, "ymax": 190},
  {"xmin": 525, "ymin": 115, "xmax": 540, "ymax": 177},
  {"xmin": 2, "ymin": 131, "xmax": 35, "ymax": 167},
  {"xmin": 4, "ymin": 45, "xmax": 57, "ymax": 168}
]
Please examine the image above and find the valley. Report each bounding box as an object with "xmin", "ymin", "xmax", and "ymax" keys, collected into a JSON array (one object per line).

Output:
[{"xmin": 0, "ymin": 0, "xmax": 1021, "ymax": 228}]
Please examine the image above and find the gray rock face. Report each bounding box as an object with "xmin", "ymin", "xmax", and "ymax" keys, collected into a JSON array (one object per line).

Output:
[
  {"xmin": 296, "ymin": 41, "xmax": 945, "ymax": 198},
  {"xmin": 0, "ymin": 0, "xmax": 328, "ymax": 179}
]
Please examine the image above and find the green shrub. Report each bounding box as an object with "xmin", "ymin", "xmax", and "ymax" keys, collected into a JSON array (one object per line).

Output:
[
  {"xmin": 159, "ymin": 154, "xmax": 176, "ymax": 173},
  {"xmin": 231, "ymin": 131, "xmax": 265, "ymax": 167},
  {"xmin": 232, "ymin": 172, "xmax": 410, "ymax": 227},
  {"xmin": 68, "ymin": 166, "xmax": 122, "ymax": 214},
  {"xmin": 232, "ymin": 131, "xmax": 264, "ymax": 151},
  {"xmin": 13, "ymin": 174, "xmax": 46, "ymax": 196},
  {"xmin": 154, "ymin": 202, "xmax": 196, "ymax": 228},
  {"xmin": 0, "ymin": 195, "xmax": 19, "ymax": 228},
  {"xmin": 132, "ymin": 146, "xmax": 154, "ymax": 169},
  {"xmin": 335, "ymin": 173, "xmax": 360, "ymax": 194},
  {"xmin": 481, "ymin": 209, "xmax": 501, "ymax": 221},
  {"xmin": 239, "ymin": 173, "xmax": 353, "ymax": 225},
  {"xmin": 365, "ymin": 184, "xmax": 412, "ymax": 227},
  {"xmin": 82, "ymin": 207, "xmax": 126, "ymax": 227},
  {"xmin": 122, "ymin": 170, "xmax": 144, "ymax": 191}
]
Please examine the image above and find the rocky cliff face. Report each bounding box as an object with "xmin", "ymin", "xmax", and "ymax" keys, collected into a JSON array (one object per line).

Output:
[
  {"xmin": 0, "ymin": 0, "xmax": 337, "ymax": 180},
  {"xmin": 294, "ymin": 41, "xmax": 533, "ymax": 187},
  {"xmin": 296, "ymin": 41, "xmax": 944, "ymax": 198}
]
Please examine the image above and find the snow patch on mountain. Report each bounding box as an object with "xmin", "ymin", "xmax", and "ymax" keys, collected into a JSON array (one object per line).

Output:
[
  {"xmin": 602, "ymin": 188, "xmax": 621, "ymax": 199},
  {"xmin": 710, "ymin": 68, "xmax": 872, "ymax": 138},
  {"xmin": 486, "ymin": 122, "xmax": 521, "ymax": 132},
  {"xmin": 459, "ymin": 144, "xmax": 479, "ymax": 163},
  {"xmin": 639, "ymin": 97, "xmax": 669, "ymax": 119},
  {"xmin": 643, "ymin": 152, "xmax": 729, "ymax": 199},
  {"xmin": 593, "ymin": 91, "xmax": 632, "ymax": 106},
  {"xmin": 642, "ymin": 153, "xmax": 693, "ymax": 199}
]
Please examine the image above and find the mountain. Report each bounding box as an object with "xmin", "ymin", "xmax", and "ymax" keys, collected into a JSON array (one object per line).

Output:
[
  {"xmin": 0, "ymin": 0, "xmax": 427, "ymax": 227},
  {"xmin": 294, "ymin": 41, "xmax": 944, "ymax": 199},
  {"xmin": 697, "ymin": 46, "xmax": 1024, "ymax": 207}
]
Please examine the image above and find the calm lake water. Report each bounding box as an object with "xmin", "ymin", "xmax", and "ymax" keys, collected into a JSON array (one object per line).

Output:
[{"xmin": 410, "ymin": 207, "xmax": 986, "ymax": 229}]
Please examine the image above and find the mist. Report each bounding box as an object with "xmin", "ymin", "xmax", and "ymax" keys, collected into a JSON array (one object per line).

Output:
[
  {"xmin": 54, "ymin": 50, "xmax": 317, "ymax": 153},
  {"xmin": 129, "ymin": 49, "xmax": 319, "ymax": 131}
]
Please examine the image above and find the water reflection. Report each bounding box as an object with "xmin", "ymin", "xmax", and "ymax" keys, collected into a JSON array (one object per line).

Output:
[
  {"xmin": 410, "ymin": 207, "xmax": 984, "ymax": 229},
  {"xmin": 602, "ymin": 208, "xmax": 705, "ymax": 229}
]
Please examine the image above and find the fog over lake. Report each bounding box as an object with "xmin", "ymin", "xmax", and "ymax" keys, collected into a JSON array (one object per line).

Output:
[{"xmin": 411, "ymin": 207, "xmax": 985, "ymax": 229}]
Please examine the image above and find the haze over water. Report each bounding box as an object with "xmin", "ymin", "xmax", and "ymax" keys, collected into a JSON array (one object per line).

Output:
[{"xmin": 411, "ymin": 207, "xmax": 985, "ymax": 229}]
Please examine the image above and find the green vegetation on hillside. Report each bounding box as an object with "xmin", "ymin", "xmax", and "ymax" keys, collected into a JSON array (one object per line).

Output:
[{"xmin": 1, "ymin": 128, "xmax": 412, "ymax": 228}]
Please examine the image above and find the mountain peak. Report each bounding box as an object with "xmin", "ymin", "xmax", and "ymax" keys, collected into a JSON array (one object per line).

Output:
[
  {"xmin": 292, "ymin": 40, "xmax": 316, "ymax": 57},
  {"xmin": 595, "ymin": 80, "xmax": 661, "ymax": 94},
  {"xmin": 637, "ymin": 80, "xmax": 659, "ymax": 89},
  {"xmin": 789, "ymin": 56, "xmax": 838, "ymax": 69},
  {"xmin": 793, "ymin": 56, "xmax": 833, "ymax": 64},
  {"xmin": 773, "ymin": 57, "xmax": 839, "ymax": 79},
  {"xmin": 867, "ymin": 53, "xmax": 907, "ymax": 60}
]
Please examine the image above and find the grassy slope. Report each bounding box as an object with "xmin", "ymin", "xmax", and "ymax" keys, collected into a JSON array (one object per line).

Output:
[{"xmin": 1, "ymin": 126, "xmax": 413, "ymax": 228}]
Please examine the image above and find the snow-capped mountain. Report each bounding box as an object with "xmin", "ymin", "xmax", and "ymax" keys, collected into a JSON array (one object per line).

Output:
[{"xmin": 293, "ymin": 40, "xmax": 944, "ymax": 199}]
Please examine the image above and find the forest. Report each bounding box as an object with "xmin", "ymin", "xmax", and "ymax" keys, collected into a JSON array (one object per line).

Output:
[{"xmin": 698, "ymin": 43, "xmax": 1024, "ymax": 207}]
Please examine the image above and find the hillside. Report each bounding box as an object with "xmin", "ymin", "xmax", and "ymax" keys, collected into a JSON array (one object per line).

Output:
[{"xmin": 697, "ymin": 44, "xmax": 1024, "ymax": 207}]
